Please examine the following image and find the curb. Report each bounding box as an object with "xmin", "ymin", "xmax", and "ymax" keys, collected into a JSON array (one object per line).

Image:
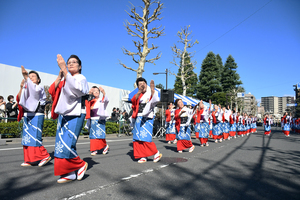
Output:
[{"xmin": 3, "ymin": 133, "xmax": 129, "ymax": 144}]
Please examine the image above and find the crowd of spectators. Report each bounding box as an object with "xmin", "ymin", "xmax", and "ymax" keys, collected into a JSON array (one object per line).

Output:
[
  {"xmin": 0, "ymin": 95, "xmax": 19, "ymax": 122},
  {"xmin": 110, "ymin": 107, "xmax": 130, "ymax": 123}
]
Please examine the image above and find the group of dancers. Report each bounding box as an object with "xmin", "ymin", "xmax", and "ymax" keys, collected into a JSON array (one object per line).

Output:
[
  {"xmin": 16, "ymin": 55, "xmax": 165, "ymax": 183},
  {"xmin": 13, "ymin": 54, "xmax": 298, "ymax": 184},
  {"xmin": 264, "ymin": 112, "xmax": 300, "ymax": 137},
  {"xmin": 17, "ymin": 54, "xmax": 112, "ymax": 183},
  {"xmin": 165, "ymin": 100, "xmax": 258, "ymax": 152},
  {"xmin": 261, "ymin": 112, "xmax": 300, "ymax": 137}
]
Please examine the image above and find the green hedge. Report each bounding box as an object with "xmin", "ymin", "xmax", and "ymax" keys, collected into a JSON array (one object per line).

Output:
[
  {"xmin": 0, "ymin": 121, "xmax": 22, "ymax": 138},
  {"xmin": 0, "ymin": 119, "xmax": 120, "ymax": 138}
]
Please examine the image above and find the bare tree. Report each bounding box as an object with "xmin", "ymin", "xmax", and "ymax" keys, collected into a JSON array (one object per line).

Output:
[
  {"xmin": 171, "ymin": 25, "xmax": 198, "ymax": 96},
  {"xmin": 119, "ymin": 0, "xmax": 164, "ymax": 86}
]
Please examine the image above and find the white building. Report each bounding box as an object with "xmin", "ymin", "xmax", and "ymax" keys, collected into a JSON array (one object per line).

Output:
[
  {"xmin": 0, "ymin": 63, "xmax": 131, "ymax": 117},
  {"xmin": 261, "ymin": 96, "xmax": 294, "ymax": 115}
]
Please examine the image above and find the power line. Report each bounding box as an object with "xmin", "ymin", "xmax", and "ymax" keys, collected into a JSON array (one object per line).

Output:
[{"xmin": 198, "ymin": 0, "xmax": 273, "ymax": 52}]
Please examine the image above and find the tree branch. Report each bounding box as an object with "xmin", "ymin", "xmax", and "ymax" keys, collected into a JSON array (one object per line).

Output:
[{"xmin": 118, "ymin": 60, "xmax": 137, "ymax": 72}]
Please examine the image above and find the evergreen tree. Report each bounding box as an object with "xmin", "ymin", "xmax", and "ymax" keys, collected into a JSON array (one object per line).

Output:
[
  {"xmin": 216, "ymin": 54, "xmax": 224, "ymax": 91},
  {"xmin": 211, "ymin": 92, "xmax": 226, "ymax": 106},
  {"xmin": 221, "ymin": 55, "xmax": 243, "ymax": 93},
  {"xmin": 155, "ymin": 83, "xmax": 164, "ymax": 90},
  {"xmin": 197, "ymin": 51, "xmax": 222, "ymax": 101},
  {"xmin": 174, "ymin": 52, "xmax": 198, "ymax": 97}
]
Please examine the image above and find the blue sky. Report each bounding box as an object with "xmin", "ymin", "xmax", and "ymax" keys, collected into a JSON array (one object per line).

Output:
[{"xmin": 0, "ymin": 0, "xmax": 299, "ymax": 105}]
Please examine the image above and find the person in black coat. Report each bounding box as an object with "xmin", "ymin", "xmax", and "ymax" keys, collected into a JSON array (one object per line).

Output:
[{"xmin": 6, "ymin": 95, "xmax": 18, "ymax": 122}]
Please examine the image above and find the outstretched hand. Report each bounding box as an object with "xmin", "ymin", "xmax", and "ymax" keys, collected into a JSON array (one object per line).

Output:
[
  {"xmin": 57, "ymin": 54, "xmax": 68, "ymax": 78},
  {"xmin": 21, "ymin": 65, "xmax": 28, "ymax": 80},
  {"xmin": 99, "ymin": 86, "xmax": 105, "ymax": 96},
  {"xmin": 150, "ymin": 80, "xmax": 155, "ymax": 96}
]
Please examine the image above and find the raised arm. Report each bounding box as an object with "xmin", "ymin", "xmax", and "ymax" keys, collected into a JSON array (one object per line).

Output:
[
  {"xmin": 54, "ymin": 70, "xmax": 64, "ymax": 89},
  {"xmin": 17, "ymin": 79, "xmax": 25, "ymax": 100},
  {"xmin": 99, "ymin": 86, "xmax": 105, "ymax": 97},
  {"xmin": 57, "ymin": 54, "xmax": 68, "ymax": 79},
  {"xmin": 21, "ymin": 65, "xmax": 28, "ymax": 80}
]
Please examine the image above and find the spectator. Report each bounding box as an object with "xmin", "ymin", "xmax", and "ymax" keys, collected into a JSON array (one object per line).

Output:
[
  {"xmin": 116, "ymin": 108, "xmax": 120, "ymax": 121},
  {"xmin": 6, "ymin": 95, "xmax": 18, "ymax": 122},
  {"xmin": 111, "ymin": 107, "xmax": 117, "ymax": 122},
  {"xmin": 123, "ymin": 110, "xmax": 129, "ymax": 122},
  {"xmin": 0, "ymin": 96, "xmax": 6, "ymax": 120}
]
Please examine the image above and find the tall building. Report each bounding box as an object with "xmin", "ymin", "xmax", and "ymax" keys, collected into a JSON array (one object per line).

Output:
[
  {"xmin": 243, "ymin": 93, "xmax": 257, "ymax": 115},
  {"xmin": 261, "ymin": 96, "xmax": 294, "ymax": 115}
]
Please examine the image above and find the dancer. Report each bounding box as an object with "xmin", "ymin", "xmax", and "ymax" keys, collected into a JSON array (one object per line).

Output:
[
  {"xmin": 221, "ymin": 106, "xmax": 230, "ymax": 140},
  {"xmin": 87, "ymin": 86, "xmax": 110, "ymax": 155},
  {"xmin": 264, "ymin": 114, "xmax": 271, "ymax": 136},
  {"xmin": 194, "ymin": 104, "xmax": 201, "ymax": 140},
  {"xmin": 17, "ymin": 66, "xmax": 51, "ymax": 167},
  {"xmin": 237, "ymin": 112, "xmax": 244, "ymax": 137},
  {"xmin": 49, "ymin": 54, "xmax": 89, "ymax": 183},
  {"xmin": 246, "ymin": 113, "xmax": 251, "ymax": 136},
  {"xmin": 229, "ymin": 109, "xmax": 237, "ymax": 139},
  {"xmin": 165, "ymin": 102, "xmax": 177, "ymax": 144},
  {"xmin": 174, "ymin": 99, "xmax": 196, "ymax": 153},
  {"xmin": 198, "ymin": 100, "xmax": 211, "ymax": 147},
  {"xmin": 252, "ymin": 115, "xmax": 257, "ymax": 133},
  {"xmin": 281, "ymin": 112, "xmax": 291, "ymax": 137},
  {"xmin": 130, "ymin": 78, "xmax": 162, "ymax": 164},
  {"xmin": 212, "ymin": 104, "xmax": 223, "ymax": 143}
]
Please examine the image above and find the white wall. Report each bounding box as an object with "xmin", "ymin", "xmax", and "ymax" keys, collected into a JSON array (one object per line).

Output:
[{"xmin": 0, "ymin": 63, "xmax": 131, "ymax": 117}]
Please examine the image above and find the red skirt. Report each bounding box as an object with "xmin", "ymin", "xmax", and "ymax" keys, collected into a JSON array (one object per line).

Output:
[
  {"xmin": 212, "ymin": 135, "xmax": 223, "ymax": 140},
  {"xmin": 177, "ymin": 140, "xmax": 193, "ymax": 151},
  {"xmin": 229, "ymin": 131, "xmax": 236, "ymax": 137},
  {"xmin": 195, "ymin": 132, "xmax": 199, "ymax": 138},
  {"xmin": 209, "ymin": 130, "xmax": 212, "ymax": 137},
  {"xmin": 283, "ymin": 131, "xmax": 289, "ymax": 136},
  {"xmin": 237, "ymin": 131, "xmax": 243, "ymax": 135},
  {"xmin": 54, "ymin": 156, "xmax": 86, "ymax": 176},
  {"xmin": 90, "ymin": 139, "xmax": 107, "ymax": 151},
  {"xmin": 223, "ymin": 133, "xmax": 229, "ymax": 140},
  {"xmin": 166, "ymin": 134, "xmax": 176, "ymax": 141},
  {"xmin": 133, "ymin": 141, "xmax": 158, "ymax": 159},
  {"xmin": 23, "ymin": 146, "xmax": 50, "ymax": 163},
  {"xmin": 199, "ymin": 138, "xmax": 208, "ymax": 144},
  {"xmin": 264, "ymin": 131, "xmax": 271, "ymax": 135}
]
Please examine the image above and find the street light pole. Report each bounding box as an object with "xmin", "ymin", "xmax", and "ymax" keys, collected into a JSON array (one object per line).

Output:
[
  {"xmin": 165, "ymin": 68, "xmax": 168, "ymax": 90},
  {"xmin": 153, "ymin": 68, "xmax": 168, "ymax": 90}
]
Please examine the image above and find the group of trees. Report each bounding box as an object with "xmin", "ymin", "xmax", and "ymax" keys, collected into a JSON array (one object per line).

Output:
[
  {"xmin": 119, "ymin": 0, "xmax": 244, "ymax": 109},
  {"xmin": 173, "ymin": 51, "xmax": 244, "ymax": 109}
]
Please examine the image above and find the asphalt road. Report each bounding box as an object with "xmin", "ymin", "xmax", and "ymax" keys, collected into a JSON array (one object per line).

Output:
[{"xmin": 0, "ymin": 127, "xmax": 299, "ymax": 200}]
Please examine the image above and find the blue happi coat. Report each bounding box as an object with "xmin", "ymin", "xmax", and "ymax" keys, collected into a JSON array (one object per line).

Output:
[
  {"xmin": 90, "ymin": 119, "xmax": 106, "ymax": 139},
  {"xmin": 132, "ymin": 116, "xmax": 154, "ymax": 142},
  {"xmin": 199, "ymin": 122, "xmax": 209, "ymax": 138},
  {"xmin": 22, "ymin": 114, "xmax": 44, "ymax": 147},
  {"xmin": 54, "ymin": 114, "xmax": 86, "ymax": 159}
]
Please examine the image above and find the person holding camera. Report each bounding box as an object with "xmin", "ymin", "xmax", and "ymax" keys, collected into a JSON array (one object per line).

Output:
[{"xmin": 6, "ymin": 95, "xmax": 18, "ymax": 122}]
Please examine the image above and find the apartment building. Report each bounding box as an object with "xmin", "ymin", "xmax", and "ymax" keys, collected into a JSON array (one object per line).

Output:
[{"xmin": 261, "ymin": 96, "xmax": 294, "ymax": 115}]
